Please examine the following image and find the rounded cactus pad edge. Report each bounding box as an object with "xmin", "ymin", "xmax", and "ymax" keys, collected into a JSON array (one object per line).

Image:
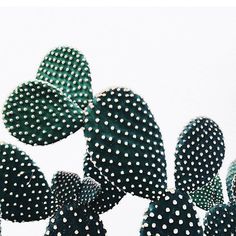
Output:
[
  {"xmin": 84, "ymin": 87, "xmax": 167, "ymax": 200},
  {"xmin": 226, "ymin": 160, "xmax": 236, "ymax": 202},
  {"xmin": 3, "ymin": 80, "xmax": 84, "ymax": 146},
  {"xmin": 175, "ymin": 117, "xmax": 225, "ymax": 193}
]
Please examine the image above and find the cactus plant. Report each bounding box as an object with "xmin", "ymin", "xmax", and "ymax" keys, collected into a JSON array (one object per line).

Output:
[
  {"xmin": 45, "ymin": 171, "xmax": 106, "ymax": 236},
  {"xmin": 0, "ymin": 143, "xmax": 55, "ymax": 222},
  {"xmin": 84, "ymin": 87, "xmax": 167, "ymax": 200},
  {"xmin": 226, "ymin": 160, "xmax": 236, "ymax": 202},
  {"xmin": 189, "ymin": 174, "xmax": 224, "ymax": 211},
  {"xmin": 140, "ymin": 189, "xmax": 203, "ymax": 235}
]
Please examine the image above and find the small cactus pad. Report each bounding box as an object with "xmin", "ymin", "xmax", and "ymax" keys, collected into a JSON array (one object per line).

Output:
[
  {"xmin": 3, "ymin": 80, "xmax": 84, "ymax": 145},
  {"xmin": 45, "ymin": 204, "xmax": 106, "ymax": 236},
  {"xmin": 37, "ymin": 47, "xmax": 93, "ymax": 109},
  {"xmin": 204, "ymin": 202, "xmax": 236, "ymax": 235},
  {"xmin": 226, "ymin": 160, "xmax": 236, "ymax": 202},
  {"xmin": 51, "ymin": 171, "xmax": 82, "ymax": 207},
  {"xmin": 0, "ymin": 143, "xmax": 54, "ymax": 222},
  {"xmin": 84, "ymin": 87, "xmax": 167, "ymax": 200},
  {"xmin": 175, "ymin": 117, "xmax": 225, "ymax": 192},
  {"xmin": 140, "ymin": 189, "xmax": 203, "ymax": 236},
  {"xmin": 232, "ymin": 175, "xmax": 236, "ymax": 202},
  {"xmin": 84, "ymin": 153, "xmax": 125, "ymax": 214},
  {"xmin": 189, "ymin": 175, "xmax": 224, "ymax": 211}
]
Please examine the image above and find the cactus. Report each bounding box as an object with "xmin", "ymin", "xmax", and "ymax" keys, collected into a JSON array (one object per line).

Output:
[
  {"xmin": 84, "ymin": 87, "xmax": 167, "ymax": 200},
  {"xmin": 189, "ymin": 174, "xmax": 224, "ymax": 211},
  {"xmin": 140, "ymin": 189, "xmax": 203, "ymax": 235},
  {"xmin": 0, "ymin": 143, "xmax": 54, "ymax": 222},
  {"xmin": 175, "ymin": 117, "xmax": 225, "ymax": 193},
  {"xmin": 3, "ymin": 80, "xmax": 84, "ymax": 145},
  {"xmin": 84, "ymin": 153, "xmax": 125, "ymax": 214},
  {"xmin": 45, "ymin": 171, "xmax": 106, "ymax": 236},
  {"xmin": 36, "ymin": 47, "xmax": 93, "ymax": 109},
  {"xmin": 204, "ymin": 202, "xmax": 236, "ymax": 235},
  {"xmin": 226, "ymin": 160, "xmax": 236, "ymax": 201}
]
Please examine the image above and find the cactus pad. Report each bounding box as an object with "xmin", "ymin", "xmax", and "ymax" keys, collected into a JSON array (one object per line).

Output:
[
  {"xmin": 0, "ymin": 143, "xmax": 54, "ymax": 222},
  {"xmin": 84, "ymin": 153, "xmax": 125, "ymax": 214},
  {"xmin": 189, "ymin": 175, "xmax": 224, "ymax": 211},
  {"xmin": 37, "ymin": 46, "xmax": 93, "ymax": 109},
  {"xmin": 3, "ymin": 80, "xmax": 84, "ymax": 145},
  {"xmin": 226, "ymin": 160, "xmax": 236, "ymax": 202},
  {"xmin": 84, "ymin": 87, "xmax": 167, "ymax": 200},
  {"xmin": 140, "ymin": 189, "xmax": 203, "ymax": 236},
  {"xmin": 45, "ymin": 204, "xmax": 106, "ymax": 236},
  {"xmin": 175, "ymin": 117, "xmax": 225, "ymax": 192},
  {"xmin": 204, "ymin": 202, "xmax": 236, "ymax": 235}
]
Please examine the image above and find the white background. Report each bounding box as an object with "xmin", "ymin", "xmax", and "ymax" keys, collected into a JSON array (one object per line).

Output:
[{"xmin": 0, "ymin": 7, "xmax": 236, "ymax": 236}]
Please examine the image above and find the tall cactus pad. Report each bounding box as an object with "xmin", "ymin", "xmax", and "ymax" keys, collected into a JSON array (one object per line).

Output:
[
  {"xmin": 84, "ymin": 87, "xmax": 167, "ymax": 200},
  {"xmin": 175, "ymin": 117, "xmax": 225, "ymax": 192},
  {"xmin": 204, "ymin": 203, "xmax": 236, "ymax": 235},
  {"xmin": 84, "ymin": 153, "xmax": 125, "ymax": 214},
  {"xmin": 226, "ymin": 160, "xmax": 236, "ymax": 202},
  {"xmin": 0, "ymin": 143, "xmax": 54, "ymax": 222},
  {"xmin": 45, "ymin": 204, "xmax": 106, "ymax": 236},
  {"xmin": 189, "ymin": 175, "xmax": 224, "ymax": 211},
  {"xmin": 140, "ymin": 190, "xmax": 203, "ymax": 236},
  {"xmin": 3, "ymin": 80, "xmax": 84, "ymax": 145},
  {"xmin": 37, "ymin": 47, "xmax": 93, "ymax": 109}
]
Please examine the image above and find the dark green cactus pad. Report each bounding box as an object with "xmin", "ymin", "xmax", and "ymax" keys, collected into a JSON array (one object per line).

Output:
[
  {"xmin": 0, "ymin": 143, "xmax": 54, "ymax": 222},
  {"xmin": 84, "ymin": 87, "xmax": 167, "ymax": 200},
  {"xmin": 3, "ymin": 80, "xmax": 84, "ymax": 145},
  {"xmin": 140, "ymin": 189, "xmax": 203, "ymax": 236},
  {"xmin": 84, "ymin": 153, "xmax": 125, "ymax": 214},
  {"xmin": 226, "ymin": 160, "xmax": 236, "ymax": 202},
  {"xmin": 51, "ymin": 171, "xmax": 82, "ymax": 207},
  {"xmin": 175, "ymin": 117, "xmax": 225, "ymax": 192},
  {"xmin": 189, "ymin": 175, "xmax": 224, "ymax": 211},
  {"xmin": 204, "ymin": 202, "xmax": 236, "ymax": 235},
  {"xmin": 37, "ymin": 47, "xmax": 93, "ymax": 109},
  {"xmin": 45, "ymin": 204, "xmax": 106, "ymax": 236}
]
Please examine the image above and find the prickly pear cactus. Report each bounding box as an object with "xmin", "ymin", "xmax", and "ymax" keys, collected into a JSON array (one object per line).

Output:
[
  {"xmin": 84, "ymin": 153, "xmax": 125, "ymax": 214},
  {"xmin": 3, "ymin": 80, "xmax": 84, "ymax": 145},
  {"xmin": 189, "ymin": 175, "xmax": 224, "ymax": 211},
  {"xmin": 204, "ymin": 202, "xmax": 236, "ymax": 235},
  {"xmin": 0, "ymin": 143, "xmax": 55, "ymax": 222},
  {"xmin": 84, "ymin": 87, "xmax": 167, "ymax": 200},
  {"xmin": 140, "ymin": 189, "xmax": 203, "ymax": 236},
  {"xmin": 46, "ymin": 171, "xmax": 106, "ymax": 236},
  {"xmin": 175, "ymin": 117, "xmax": 225, "ymax": 193},
  {"xmin": 36, "ymin": 47, "xmax": 93, "ymax": 109},
  {"xmin": 226, "ymin": 160, "xmax": 236, "ymax": 202}
]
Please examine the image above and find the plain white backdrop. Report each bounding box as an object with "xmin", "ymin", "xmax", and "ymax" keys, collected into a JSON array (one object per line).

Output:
[{"xmin": 0, "ymin": 7, "xmax": 236, "ymax": 236}]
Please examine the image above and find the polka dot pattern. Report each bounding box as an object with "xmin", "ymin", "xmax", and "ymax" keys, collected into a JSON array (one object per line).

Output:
[
  {"xmin": 84, "ymin": 153, "xmax": 125, "ymax": 214},
  {"xmin": 189, "ymin": 175, "xmax": 224, "ymax": 211},
  {"xmin": 175, "ymin": 117, "xmax": 225, "ymax": 192},
  {"xmin": 140, "ymin": 189, "xmax": 203, "ymax": 236},
  {"xmin": 0, "ymin": 143, "xmax": 55, "ymax": 222},
  {"xmin": 226, "ymin": 160, "xmax": 236, "ymax": 202},
  {"xmin": 37, "ymin": 47, "xmax": 93, "ymax": 109},
  {"xmin": 3, "ymin": 80, "xmax": 84, "ymax": 145},
  {"xmin": 232, "ymin": 175, "xmax": 236, "ymax": 202},
  {"xmin": 45, "ymin": 204, "xmax": 106, "ymax": 236},
  {"xmin": 84, "ymin": 87, "xmax": 167, "ymax": 200},
  {"xmin": 204, "ymin": 202, "xmax": 236, "ymax": 235}
]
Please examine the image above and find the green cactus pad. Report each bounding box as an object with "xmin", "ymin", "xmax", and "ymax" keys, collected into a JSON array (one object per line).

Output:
[
  {"xmin": 3, "ymin": 80, "xmax": 84, "ymax": 145},
  {"xmin": 175, "ymin": 117, "xmax": 225, "ymax": 193},
  {"xmin": 204, "ymin": 202, "xmax": 236, "ymax": 235},
  {"xmin": 45, "ymin": 204, "xmax": 106, "ymax": 236},
  {"xmin": 84, "ymin": 153, "xmax": 125, "ymax": 214},
  {"xmin": 189, "ymin": 175, "xmax": 224, "ymax": 211},
  {"xmin": 37, "ymin": 47, "xmax": 93, "ymax": 109},
  {"xmin": 140, "ymin": 189, "xmax": 203, "ymax": 236},
  {"xmin": 226, "ymin": 160, "xmax": 236, "ymax": 202},
  {"xmin": 0, "ymin": 143, "xmax": 54, "ymax": 222},
  {"xmin": 84, "ymin": 87, "xmax": 167, "ymax": 200}
]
